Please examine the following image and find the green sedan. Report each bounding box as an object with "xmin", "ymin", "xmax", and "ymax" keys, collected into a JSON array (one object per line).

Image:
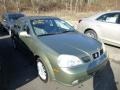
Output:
[{"xmin": 11, "ymin": 16, "xmax": 108, "ymax": 86}]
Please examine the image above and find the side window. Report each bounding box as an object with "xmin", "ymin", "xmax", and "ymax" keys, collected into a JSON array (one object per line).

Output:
[
  {"xmin": 116, "ymin": 14, "xmax": 120, "ymax": 24},
  {"xmin": 97, "ymin": 13, "xmax": 119, "ymax": 24}
]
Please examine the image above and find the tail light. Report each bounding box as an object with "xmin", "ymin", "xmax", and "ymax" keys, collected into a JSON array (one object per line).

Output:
[{"xmin": 78, "ymin": 19, "xmax": 82, "ymax": 23}]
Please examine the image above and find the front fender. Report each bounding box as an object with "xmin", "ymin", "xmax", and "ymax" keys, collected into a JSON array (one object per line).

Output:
[
  {"xmin": 34, "ymin": 41, "xmax": 59, "ymax": 81},
  {"xmin": 36, "ymin": 53, "xmax": 56, "ymax": 81}
]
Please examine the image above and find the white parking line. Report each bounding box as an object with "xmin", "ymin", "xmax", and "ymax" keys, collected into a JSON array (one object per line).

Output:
[{"xmin": 0, "ymin": 35, "xmax": 10, "ymax": 39}]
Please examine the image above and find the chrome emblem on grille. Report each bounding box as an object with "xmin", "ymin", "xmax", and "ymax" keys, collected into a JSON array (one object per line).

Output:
[
  {"xmin": 95, "ymin": 53, "xmax": 98, "ymax": 58},
  {"xmin": 93, "ymin": 52, "xmax": 99, "ymax": 59}
]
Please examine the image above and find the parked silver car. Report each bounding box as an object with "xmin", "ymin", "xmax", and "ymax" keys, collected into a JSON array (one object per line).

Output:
[{"xmin": 77, "ymin": 10, "xmax": 120, "ymax": 47}]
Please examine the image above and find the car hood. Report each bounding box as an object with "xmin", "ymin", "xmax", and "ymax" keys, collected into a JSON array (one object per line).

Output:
[{"xmin": 38, "ymin": 32, "xmax": 102, "ymax": 57}]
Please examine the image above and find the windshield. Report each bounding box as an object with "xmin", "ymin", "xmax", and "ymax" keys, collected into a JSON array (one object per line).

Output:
[
  {"xmin": 30, "ymin": 19, "xmax": 75, "ymax": 36},
  {"xmin": 9, "ymin": 14, "xmax": 24, "ymax": 21}
]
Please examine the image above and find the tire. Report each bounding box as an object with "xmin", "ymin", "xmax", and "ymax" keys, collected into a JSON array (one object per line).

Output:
[
  {"xmin": 37, "ymin": 59, "xmax": 48, "ymax": 83},
  {"xmin": 85, "ymin": 30, "xmax": 98, "ymax": 39}
]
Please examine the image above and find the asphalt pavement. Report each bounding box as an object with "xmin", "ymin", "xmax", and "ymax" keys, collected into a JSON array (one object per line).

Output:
[{"xmin": 0, "ymin": 29, "xmax": 119, "ymax": 90}]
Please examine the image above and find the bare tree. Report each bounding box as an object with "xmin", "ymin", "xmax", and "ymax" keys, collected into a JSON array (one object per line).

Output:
[
  {"xmin": 116, "ymin": 0, "xmax": 118, "ymax": 8},
  {"xmin": 70, "ymin": 0, "xmax": 73, "ymax": 11},
  {"xmin": 85, "ymin": 0, "xmax": 96, "ymax": 5},
  {"xmin": 3, "ymin": 0, "xmax": 7, "ymax": 12},
  {"xmin": 65, "ymin": 0, "xmax": 68, "ymax": 11},
  {"xmin": 75, "ymin": 0, "xmax": 78, "ymax": 12},
  {"xmin": 31, "ymin": 0, "xmax": 35, "ymax": 13},
  {"xmin": 16, "ymin": 0, "xmax": 20, "ymax": 12}
]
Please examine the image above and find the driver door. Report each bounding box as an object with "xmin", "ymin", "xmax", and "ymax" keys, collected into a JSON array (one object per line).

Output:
[{"xmin": 19, "ymin": 23, "xmax": 32, "ymax": 51}]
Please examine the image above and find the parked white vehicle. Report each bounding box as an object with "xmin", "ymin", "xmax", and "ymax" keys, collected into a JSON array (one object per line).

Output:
[{"xmin": 77, "ymin": 11, "xmax": 120, "ymax": 47}]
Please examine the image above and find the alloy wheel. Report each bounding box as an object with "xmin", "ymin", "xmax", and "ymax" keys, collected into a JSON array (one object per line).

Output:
[{"xmin": 37, "ymin": 60, "xmax": 48, "ymax": 82}]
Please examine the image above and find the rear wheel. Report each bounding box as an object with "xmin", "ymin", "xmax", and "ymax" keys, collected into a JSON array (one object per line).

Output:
[
  {"xmin": 37, "ymin": 59, "xmax": 48, "ymax": 83},
  {"xmin": 85, "ymin": 30, "xmax": 98, "ymax": 39}
]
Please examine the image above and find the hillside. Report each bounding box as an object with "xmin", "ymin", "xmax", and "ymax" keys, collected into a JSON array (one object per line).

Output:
[{"xmin": 0, "ymin": 0, "xmax": 120, "ymax": 14}]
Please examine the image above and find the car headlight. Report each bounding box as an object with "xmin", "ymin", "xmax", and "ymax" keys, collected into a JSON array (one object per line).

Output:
[{"xmin": 57, "ymin": 55, "xmax": 83, "ymax": 68}]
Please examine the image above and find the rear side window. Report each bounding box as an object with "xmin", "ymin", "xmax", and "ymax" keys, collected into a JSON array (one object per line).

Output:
[{"xmin": 97, "ymin": 13, "xmax": 120, "ymax": 24}]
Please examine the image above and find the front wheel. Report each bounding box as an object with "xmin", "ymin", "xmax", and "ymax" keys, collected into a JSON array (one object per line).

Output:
[
  {"xmin": 85, "ymin": 30, "xmax": 98, "ymax": 39},
  {"xmin": 37, "ymin": 60, "xmax": 48, "ymax": 83}
]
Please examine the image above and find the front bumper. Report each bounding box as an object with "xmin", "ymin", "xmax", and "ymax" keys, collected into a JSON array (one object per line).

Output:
[{"xmin": 55, "ymin": 53, "xmax": 108, "ymax": 86}]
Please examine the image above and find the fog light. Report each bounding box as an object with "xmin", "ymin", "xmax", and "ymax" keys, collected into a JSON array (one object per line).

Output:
[{"xmin": 72, "ymin": 80, "xmax": 79, "ymax": 85}]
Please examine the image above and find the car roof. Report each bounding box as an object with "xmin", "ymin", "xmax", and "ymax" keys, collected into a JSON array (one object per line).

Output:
[
  {"xmin": 18, "ymin": 16, "xmax": 60, "ymax": 21},
  {"xmin": 106, "ymin": 10, "xmax": 120, "ymax": 13},
  {"xmin": 97, "ymin": 10, "xmax": 120, "ymax": 16},
  {"xmin": 87, "ymin": 10, "xmax": 120, "ymax": 20}
]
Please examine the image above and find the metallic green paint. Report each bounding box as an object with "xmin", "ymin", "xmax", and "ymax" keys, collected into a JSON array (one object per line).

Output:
[{"xmin": 13, "ymin": 16, "xmax": 108, "ymax": 86}]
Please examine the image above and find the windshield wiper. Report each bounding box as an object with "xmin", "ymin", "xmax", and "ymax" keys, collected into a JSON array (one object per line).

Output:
[{"xmin": 62, "ymin": 30, "xmax": 74, "ymax": 33}]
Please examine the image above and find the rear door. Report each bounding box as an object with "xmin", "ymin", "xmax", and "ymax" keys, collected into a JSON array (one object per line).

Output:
[{"xmin": 96, "ymin": 13, "xmax": 120, "ymax": 45}]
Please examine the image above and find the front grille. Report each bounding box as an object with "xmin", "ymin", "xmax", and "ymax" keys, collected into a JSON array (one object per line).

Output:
[
  {"xmin": 92, "ymin": 52, "xmax": 99, "ymax": 59},
  {"xmin": 92, "ymin": 49, "xmax": 103, "ymax": 59}
]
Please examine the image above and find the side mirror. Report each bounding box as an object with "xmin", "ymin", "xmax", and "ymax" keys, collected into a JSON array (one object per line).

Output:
[
  {"xmin": 24, "ymin": 26, "xmax": 30, "ymax": 34},
  {"xmin": 19, "ymin": 31, "xmax": 31, "ymax": 37}
]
